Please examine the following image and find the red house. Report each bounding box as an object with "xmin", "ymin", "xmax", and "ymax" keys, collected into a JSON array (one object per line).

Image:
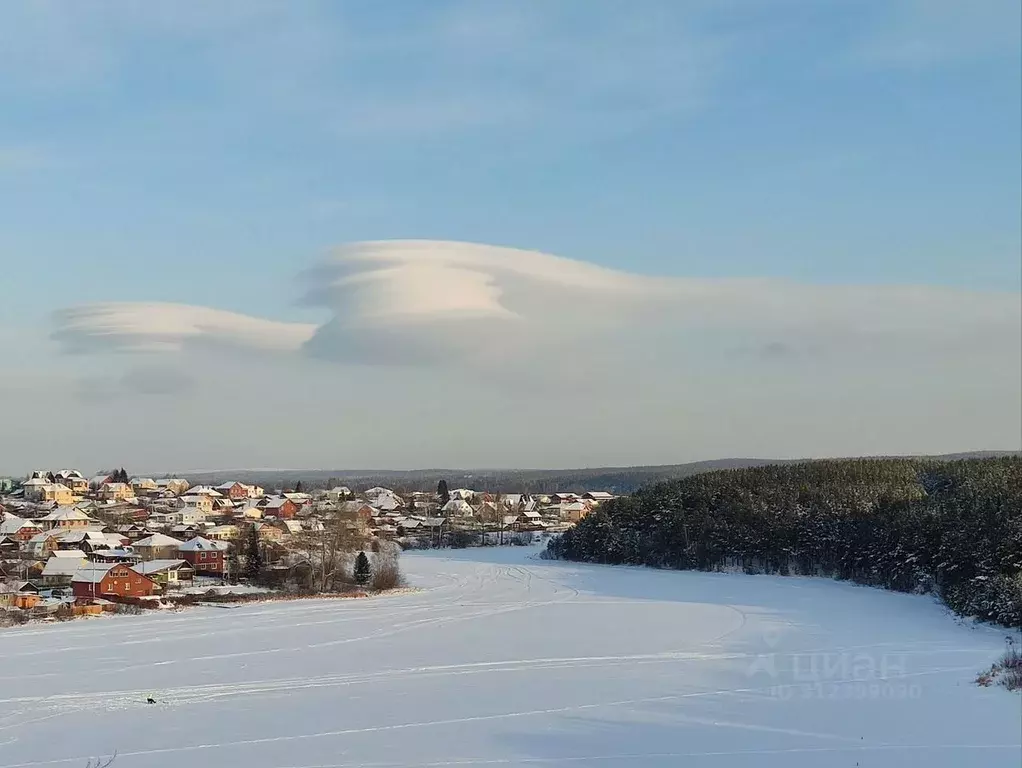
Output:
[
  {"xmin": 261, "ymin": 497, "xmax": 298, "ymax": 520},
  {"xmin": 178, "ymin": 536, "xmax": 229, "ymax": 575},
  {"xmin": 71, "ymin": 562, "xmax": 159, "ymax": 599},
  {"xmin": 216, "ymin": 482, "xmax": 250, "ymax": 501}
]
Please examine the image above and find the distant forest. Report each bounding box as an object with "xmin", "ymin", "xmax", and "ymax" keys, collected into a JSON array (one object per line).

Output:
[
  {"xmin": 178, "ymin": 452, "xmax": 1015, "ymax": 496},
  {"xmin": 546, "ymin": 457, "xmax": 1022, "ymax": 628}
]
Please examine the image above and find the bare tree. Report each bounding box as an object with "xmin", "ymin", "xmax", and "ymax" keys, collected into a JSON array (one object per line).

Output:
[{"xmin": 289, "ymin": 515, "xmax": 369, "ymax": 592}]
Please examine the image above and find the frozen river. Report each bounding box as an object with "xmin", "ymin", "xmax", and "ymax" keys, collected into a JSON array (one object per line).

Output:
[{"xmin": 0, "ymin": 545, "xmax": 1018, "ymax": 767}]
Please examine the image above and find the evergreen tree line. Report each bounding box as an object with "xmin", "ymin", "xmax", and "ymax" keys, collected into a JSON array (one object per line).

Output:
[{"xmin": 546, "ymin": 458, "xmax": 1022, "ymax": 627}]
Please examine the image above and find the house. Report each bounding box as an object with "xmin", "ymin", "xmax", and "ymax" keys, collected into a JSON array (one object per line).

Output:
[
  {"xmin": 582, "ymin": 491, "xmax": 614, "ymax": 502},
  {"xmin": 205, "ymin": 524, "xmax": 239, "ymax": 542},
  {"xmin": 0, "ymin": 534, "xmax": 19, "ymax": 554},
  {"xmin": 89, "ymin": 547, "xmax": 142, "ymax": 564},
  {"xmin": 500, "ymin": 494, "xmax": 530, "ymax": 509},
  {"xmin": 154, "ymin": 478, "xmax": 190, "ymax": 496},
  {"xmin": 449, "ymin": 488, "xmax": 475, "ymax": 501},
  {"xmin": 559, "ymin": 501, "xmax": 592, "ymax": 523},
  {"xmin": 25, "ymin": 529, "xmax": 61, "ymax": 558},
  {"xmin": 130, "ymin": 559, "xmax": 193, "ymax": 588},
  {"xmin": 214, "ymin": 482, "xmax": 250, "ymax": 501},
  {"xmin": 0, "ymin": 581, "xmax": 41, "ymax": 609},
  {"xmin": 38, "ymin": 483, "xmax": 74, "ymax": 504},
  {"xmin": 324, "ymin": 486, "xmax": 352, "ymax": 502},
  {"xmin": 549, "ymin": 493, "xmax": 580, "ymax": 504},
  {"xmin": 71, "ymin": 562, "xmax": 159, "ymax": 599},
  {"xmin": 177, "ymin": 536, "xmax": 229, "ymax": 575},
  {"xmin": 336, "ymin": 501, "xmax": 375, "ymax": 526},
  {"xmin": 130, "ymin": 477, "xmax": 158, "ymax": 494},
  {"xmin": 54, "ymin": 529, "xmax": 126, "ymax": 554},
  {"xmin": 0, "ymin": 515, "xmax": 42, "ymax": 542},
  {"xmin": 364, "ymin": 487, "xmax": 403, "ymax": 511},
  {"xmin": 184, "ymin": 486, "xmax": 223, "ymax": 498},
  {"xmin": 180, "ymin": 494, "xmax": 214, "ymax": 517},
  {"xmin": 441, "ymin": 499, "xmax": 474, "ymax": 518},
  {"xmin": 88, "ymin": 475, "xmax": 113, "ymax": 491},
  {"xmin": 133, "ymin": 533, "xmax": 184, "ymax": 560},
  {"xmin": 170, "ymin": 523, "xmax": 202, "ymax": 538},
  {"xmin": 41, "ymin": 551, "xmax": 88, "ymax": 586},
  {"xmin": 260, "ymin": 496, "xmax": 298, "ymax": 520},
  {"xmin": 512, "ymin": 509, "xmax": 546, "ymax": 530},
  {"xmin": 234, "ymin": 502, "xmax": 264, "ymax": 520},
  {"xmin": 38, "ymin": 507, "xmax": 95, "ymax": 530},
  {"xmin": 98, "ymin": 483, "xmax": 134, "ymax": 502},
  {"xmin": 119, "ymin": 523, "xmax": 151, "ymax": 540},
  {"xmin": 55, "ymin": 471, "xmax": 89, "ymax": 495},
  {"xmin": 21, "ymin": 477, "xmax": 49, "ymax": 501},
  {"xmin": 253, "ymin": 522, "xmax": 285, "ymax": 543}
]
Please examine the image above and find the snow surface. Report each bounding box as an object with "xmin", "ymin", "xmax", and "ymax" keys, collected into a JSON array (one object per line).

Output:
[{"xmin": 0, "ymin": 546, "xmax": 1018, "ymax": 767}]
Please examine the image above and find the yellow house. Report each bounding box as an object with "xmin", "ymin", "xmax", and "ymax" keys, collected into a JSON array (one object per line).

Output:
[
  {"xmin": 180, "ymin": 494, "xmax": 213, "ymax": 516},
  {"xmin": 64, "ymin": 477, "xmax": 89, "ymax": 495},
  {"xmin": 39, "ymin": 507, "xmax": 95, "ymax": 530},
  {"xmin": 99, "ymin": 482, "xmax": 134, "ymax": 502},
  {"xmin": 40, "ymin": 483, "xmax": 74, "ymax": 505},
  {"xmin": 131, "ymin": 477, "xmax": 158, "ymax": 493}
]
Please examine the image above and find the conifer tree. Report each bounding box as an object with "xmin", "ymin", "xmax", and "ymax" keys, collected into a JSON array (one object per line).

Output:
[{"xmin": 354, "ymin": 551, "xmax": 371, "ymax": 586}]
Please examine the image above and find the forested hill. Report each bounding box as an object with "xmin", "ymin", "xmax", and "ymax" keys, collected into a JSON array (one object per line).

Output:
[
  {"xmin": 546, "ymin": 457, "xmax": 1022, "ymax": 628},
  {"xmin": 176, "ymin": 452, "xmax": 1016, "ymax": 495}
]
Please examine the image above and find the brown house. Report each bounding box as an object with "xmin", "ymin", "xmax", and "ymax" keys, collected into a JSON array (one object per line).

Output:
[{"xmin": 71, "ymin": 562, "xmax": 159, "ymax": 599}]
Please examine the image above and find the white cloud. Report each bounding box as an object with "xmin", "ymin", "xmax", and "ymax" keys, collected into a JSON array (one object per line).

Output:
[
  {"xmin": 51, "ymin": 240, "xmax": 1021, "ymax": 377},
  {"xmin": 52, "ymin": 302, "xmax": 316, "ymax": 355},
  {"xmin": 35, "ymin": 239, "xmax": 1021, "ymax": 472}
]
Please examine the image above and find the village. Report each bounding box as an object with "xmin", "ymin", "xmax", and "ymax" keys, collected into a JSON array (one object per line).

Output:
[{"xmin": 0, "ymin": 469, "xmax": 612, "ymax": 621}]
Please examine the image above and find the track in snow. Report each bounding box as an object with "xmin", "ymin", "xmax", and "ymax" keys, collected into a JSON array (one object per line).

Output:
[{"xmin": 0, "ymin": 546, "xmax": 1017, "ymax": 767}]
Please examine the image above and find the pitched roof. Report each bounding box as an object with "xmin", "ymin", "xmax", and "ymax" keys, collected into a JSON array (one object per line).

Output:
[
  {"xmin": 0, "ymin": 515, "xmax": 38, "ymax": 535},
  {"xmin": 40, "ymin": 507, "xmax": 93, "ymax": 522},
  {"xmin": 178, "ymin": 536, "xmax": 228, "ymax": 552},
  {"xmin": 131, "ymin": 559, "xmax": 190, "ymax": 575},
  {"xmin": 43, "ymin": 556, "xmax": 87, "ymax": 577},
  {"xmin": 134, "ymin": 533, "xmax": 184, "ymax": 548},
  {"xmin": 51, "ymin": 549, "xmax": 87, "ymax": 558},
  {"xmin": 71, "ymin": 562, "xmax": 118, "ymax": 584}
]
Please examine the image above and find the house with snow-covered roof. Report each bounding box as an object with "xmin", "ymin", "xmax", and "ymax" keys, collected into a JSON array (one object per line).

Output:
[
  {"xmin": 0, "ymin": 515, "xmax": 42, "ymax": 542},
  {"xmin": 42, "ymin": 551, "xmax": 88, "ymax": 586},
  {"xmin": 133, "ymin": 532, "xmax": 184, "ymax": 560},
  {"xmin": 71, "ymin": 562, "xmax": 159, "ymax": 599},
  {"xmin": 38, "ymin": 507, "xmax": 95, "ymax": 530},
  {"xmin": 177, "ymin": 536, "xmax": 228, "ymax": 576},
  {"xmin": 131, "ymin": 559, "xmax": 193, "ymax": 588},
  {"xmin": 441, "ymin": 499, "xmax": 473, "ymax": 518}
]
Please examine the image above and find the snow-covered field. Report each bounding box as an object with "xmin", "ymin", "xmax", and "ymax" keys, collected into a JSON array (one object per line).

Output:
[{"xmin": 0, "ymin": 546, "xmax": 1018, "ymax": 767}]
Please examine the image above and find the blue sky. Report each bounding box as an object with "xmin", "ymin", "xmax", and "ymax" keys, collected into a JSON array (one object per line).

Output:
[{"xmin": 1, "ymin": 1, "xmax": 1019, "ymax": 472}]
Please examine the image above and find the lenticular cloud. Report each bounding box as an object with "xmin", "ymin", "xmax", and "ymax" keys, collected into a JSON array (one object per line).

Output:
[
  {"xmin": 52, "ymin": 302, "xmax": 316, "ymax": 354},
  {"xmin": 51, "ymin": 239, "xmax": 1021, "ymax": 372}
]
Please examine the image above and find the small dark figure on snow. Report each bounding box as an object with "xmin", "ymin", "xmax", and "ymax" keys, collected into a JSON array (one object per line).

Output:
[{"xmin": 146, "ymin": 697, "xmax": 156, "ymax": 705}]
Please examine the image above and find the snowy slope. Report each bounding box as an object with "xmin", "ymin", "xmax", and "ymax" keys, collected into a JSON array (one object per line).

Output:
[{"xmin": 0, "ymin": 546, "xmax": 1018, "ymax": 767}]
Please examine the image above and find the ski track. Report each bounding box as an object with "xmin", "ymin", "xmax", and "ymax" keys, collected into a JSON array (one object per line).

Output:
[{"xmin": 0, "ymin": 546, "xmax": 1017, "ymax": 768}]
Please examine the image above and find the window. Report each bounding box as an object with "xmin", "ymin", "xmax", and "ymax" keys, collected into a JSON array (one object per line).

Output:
[{"xmin": 200, "ymin": 552, "xmax": 206, "ymax": 560}]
